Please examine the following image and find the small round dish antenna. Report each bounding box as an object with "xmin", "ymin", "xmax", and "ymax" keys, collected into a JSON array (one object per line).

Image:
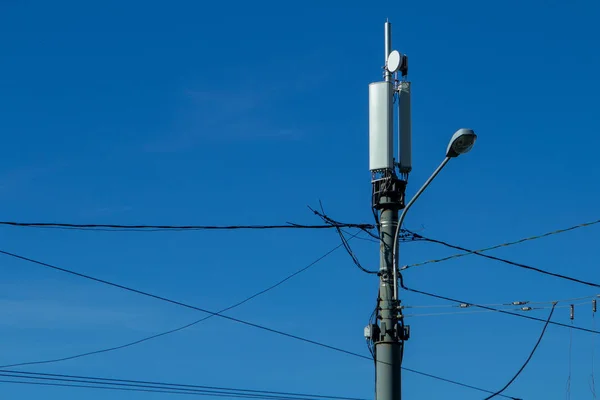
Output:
[{"xmin": 386, "ymin": 50, "xmax": 401, "ymax": 73}]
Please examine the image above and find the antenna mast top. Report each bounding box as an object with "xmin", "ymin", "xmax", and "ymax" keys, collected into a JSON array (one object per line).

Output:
[{"xmin": 384, "ymin": 21, "xmax": 392, "ymax": 82}]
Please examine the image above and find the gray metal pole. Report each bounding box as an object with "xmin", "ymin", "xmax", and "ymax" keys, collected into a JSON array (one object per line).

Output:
[
  {"xmin": 375, "ymin": 206, "xmax": 402, "ymax": 400},
  {"xmin": 384, "ymin": 21, "xmax": 392, "ymax": 82},
  {"xmin": 372, "ymin": 19, "xmax": 403, "ymax": 400}
]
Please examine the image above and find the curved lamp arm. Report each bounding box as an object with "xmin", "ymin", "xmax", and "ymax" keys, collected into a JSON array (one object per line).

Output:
[{"xmin": 392, "ymin": 156, "xmax": 451, "ymax": 300}]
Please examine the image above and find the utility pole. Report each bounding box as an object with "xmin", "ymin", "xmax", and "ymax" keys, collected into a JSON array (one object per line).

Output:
[
  {"xmin": 365, "ymin": 20, "xmax": 478, "ymax": 400},
  {"xmin": 366, "ymin": 20, "xmax": 411, "ymax": 400}
]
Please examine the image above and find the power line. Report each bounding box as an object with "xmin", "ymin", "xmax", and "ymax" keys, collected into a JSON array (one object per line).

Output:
[
  {"xmin": 342, "ymin": 230, "xmax": 379, "ymax": 244},
  {"xmin": 2, "ymin": 367, "xmax": 517, "ymax": 400},
  {"xmin": 403, "ymin": 296, "xmax": 598, "ymax": 316},
  {"xmin": 311, "ymin": 207, "xmax": 377, "ymax": 275},
  {"xmin": 0, "ymin": 249, "xmax": 512, "ymax": 396},
  {"xmin": 0, "ymin": 221, "xmax": 375, "ymax": 232},
  {"xmin": 403, "ymin": 218, "xmax": 600, "ymax": 269},
  {"xmin": 482, "ymin": 303, "xmax": 555, "ymax": 400},
  {"xmin": 592, "ymin": 300, "xmax": 598, "ymax": 398},
  {"xmin": 0, "ymin": 232, "xmax": 363, "ymax": 369},
  {"xmin": 412, "ymin": 233, "xmax": 600, "ymax": 290},
  {"xmin": 0, "ymin": 369, "xmax": 361, "ymax": 400},
  {"xmin": 0, "ymin": 378, "xmax": 310, "ymax": 400},
  {"xmin": 312, "ymin": 208, "xmax": 419, "ymax": 275},
  {"xmin": 0, "ymin": 380, "xmax": 309, "ymax": 400},
  {"xmin": 399, "ymin": 367, "xmax": 519, "ymax": 399},
  {"xmin": 402, "ymin": 284, "xmax": 600, "ymax": 335},
  {"xmin": 404, "ymin": 301, "xmax": 584, "ymax": 318},
  {"xmin": 0, "ymin": 248, "xmax": 376, "ymax": 359}
]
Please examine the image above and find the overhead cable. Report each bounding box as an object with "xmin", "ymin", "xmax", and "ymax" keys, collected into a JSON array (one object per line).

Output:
[
  {"xmin": 0, "ymin": 220, "xmax": 374, "ymax": 232},
  {"xmin": 0, "ymin": 232, "xmax": 362, "ymax": 369},
  {"xmin": 0, "ymin": 249, "xmax": 512, "ymax": 396},
  {"xmin": 404, "ymin": 218, "xmax": 600, "ymax": 269},
  {"xmin": 410, "ymin": 233, "xmax": 600, "ymax": 290},
  {"xmin": 311, "ymin": 207, "xmax": 378, "ymax": 274},
  {"xmin": 401, "ymin": 283, "xmax": 600, "ymax": 336},
  {"xmin": 482, "ymin": 303, "xmax": 556, "ymax": 400},
  {"xmin": 0, "ymin": 368, "xmax": 361, "ymax": 400},
  {"xmin": 404, "ymin": 296, "xmax": 598, "ymax": 316}
]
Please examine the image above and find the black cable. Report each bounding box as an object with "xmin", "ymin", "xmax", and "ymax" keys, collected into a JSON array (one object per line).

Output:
[
  {"xmin": 0, "ymin": 233, "xmax": 361, "ymax": 369},
  {"xmin": 400, "ymin": 367, "xmax": 520, "ymax": 400},
  {"xmin": 0, "ymin": 248, "xmax": 511, "ymax": 396},
  {"xmin": 335, "ymin": 228, "xmax": 378, "ymax": 274},
  {"xmin": 482, "ymin": 303, "xmax": 556, "ymax": 400},
  {"xmin": 0, "ymin": 221, "xmax": 374, "ymax": 231},
  {"xmin": 0, "ymin": 374, "xmax": 308, "ymax": 400},
  {"xmin": 0, "ymin": 248, "xmax": 377, "ymax": 360},
  {"xmin": 0, "ymin": 369, "xmax": 356, "ymax": 400},
  {"xmin": 310, "ymin": 207, "xmax": 378, "ymax": 275},
  {"xmin": 414, "ymin": 233, "xmax": 600, "ymax": 290},
  {"xmin": 401, "ymin": 281, "xmax": 600, "ymax": 336},
  {"xmin": 342, "ymin": 229, "xmax": 379, "ymax": 244},
  {"xmin": 0, "ymin": 380, "xmax": 304, "ymax": 399},
  {"xmin": 372, "ymin": 207, "xmax": 380, "ymax": 234}
]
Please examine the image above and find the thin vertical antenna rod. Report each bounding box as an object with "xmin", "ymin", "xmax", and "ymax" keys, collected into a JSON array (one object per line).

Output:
[{"xmin": 384, "ymin": 21, "xmax": 392, "ymax": 82}]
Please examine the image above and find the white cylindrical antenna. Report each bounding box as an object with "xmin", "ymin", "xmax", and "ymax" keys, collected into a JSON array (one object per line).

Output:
[
  {"xmin": 384, "ymin": 21, "xmax": 392, "ymax": 82},
  {"xmin": 369, "ymin": 81, "xmax": 394, "ymax": 171},
  {"xmin": 398, "ymin": 81, "xmax": 412, "ymax": 173}
]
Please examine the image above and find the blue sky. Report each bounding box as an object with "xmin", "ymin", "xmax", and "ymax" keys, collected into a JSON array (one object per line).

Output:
[{"xmin": 1, "ymin": 0, "xmax": 600, "ymax": 398}]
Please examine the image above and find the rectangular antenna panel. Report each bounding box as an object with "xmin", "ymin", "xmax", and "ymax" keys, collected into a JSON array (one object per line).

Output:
[
  {"xmin": 369, "ymin": 81, "xmax": 393, "ymax": 171},
  {"xmin": 398, "ymin": 81, "xmax": 412, "ymax": 173}
]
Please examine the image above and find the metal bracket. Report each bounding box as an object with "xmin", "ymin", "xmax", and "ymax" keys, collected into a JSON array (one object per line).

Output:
[
  {"xmin": 400, "ymin": 325, "xmax": 410, "ymax": 341},
  {"xmin": 372, "ymin": 175, "xmax": 406, "ymax": 210}
]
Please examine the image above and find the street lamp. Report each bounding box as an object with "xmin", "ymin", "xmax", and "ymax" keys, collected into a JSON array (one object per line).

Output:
[{"xmin": 392, "ymin": 128, "xmax": 477, "ymax": 299}]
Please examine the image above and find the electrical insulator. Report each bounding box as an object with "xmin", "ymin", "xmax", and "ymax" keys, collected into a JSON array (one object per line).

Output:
[
  {"xmin": 570, "ymin": 304, "xmax": 575, "ymax": 320},
  {"xmin": 593, "ymin": 299, "xmax": 597, "ymax": 313},
  {"xmin": 459, "ymin": 303, "xmax": 470, "ymax": 308},
  {"xmin": 520, "ymin": 306, "xmax": 533, "ymax": 312},
  {"xmin": 512, "ymin": 301, "xmax": 529, "ymax": 306}
]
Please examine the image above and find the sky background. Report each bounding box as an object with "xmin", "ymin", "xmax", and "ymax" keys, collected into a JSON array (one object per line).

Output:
[{"xmin": 1, "ymin": 0, "xmax": 600, "ymax": 399}]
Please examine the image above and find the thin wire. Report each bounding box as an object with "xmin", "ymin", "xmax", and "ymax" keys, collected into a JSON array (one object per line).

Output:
[
  {"xmin": 482, "ymin": 303, "xmax": 556, "ymax": 400},
  {"xmin": 413, "ymin": 234, "xmax": 600, "ymax": 290},
  {"xmin": 400, "ymin": 283, "xmax": 600, "ymax": 336},
  {"xmin": 404, "ymin": 218, "xmax": 600, "ymax": 269},
  {"xmin": 404, "ymin": 301, "xmax": 590, "ymax": 318},
  {"xmin": 0, "ymin": 221, "xmax": 375, "ymax": 232},
  {"xmin": 404, "ymin": 310, "xmax": 502, "ymax": 318},
  {"xmin": 0, "ymin": 369, "xmax": 358, "ymax": 400},
  {"xmin": 399, "ymin": 367, "xmax": 520, "ymax": 400},
  {"xmin": 405, "ymin": 294, "xmax": 600, "ymax": 310},
  {"xmin": 0, "ymin": 375, "xmax": 311, "ymax": 400},
  {"xmin": 342, "ymin": 230, "xmax": 379, "ymax": 244},
  {"xmin": 0, "ymin": 380, "xmax": 311, "ymax": 400},
  {"xmin": 0, "ymin": 248, "xmax": 378, "ymax": 361},
  {"xmin": 0, "ymin": 233, "xmax": 361, "ymax": 369},
  {"xmin": 311, "ymin": 207, "xmax": 378, "ymax": 274},
  {"xmin": 0, "ymin": 249, "xmax": 512, "ymax": 396},
  {"xmin": 592, "ymin": 302, "xmax": 598, "ymax": 398},
  {"xmin": 528, "ymin": 294, "xmax": 600, "ymax": 306},
  {"xmin": 566, "ymin": 318, "xmax": 573, "ymax": 400},
  {"xmin": 311, "ymin": 208, "xmax": 418, "ymax": 276}
]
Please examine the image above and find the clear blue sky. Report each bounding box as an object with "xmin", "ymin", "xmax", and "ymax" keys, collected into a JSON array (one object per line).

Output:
[{"xmin": 1, "ymin": 0, "xmax": 599, "ymax": 399}]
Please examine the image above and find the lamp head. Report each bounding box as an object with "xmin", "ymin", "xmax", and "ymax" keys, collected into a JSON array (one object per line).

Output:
[{"xmin": 446, "ymin": 129, "xmax": 477, "ymax": 158}]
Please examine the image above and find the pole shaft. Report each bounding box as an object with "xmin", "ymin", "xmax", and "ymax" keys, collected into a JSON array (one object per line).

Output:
[{"xmin": 376, "ymin": 208, "xmax": 401, "ymax": 400}]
